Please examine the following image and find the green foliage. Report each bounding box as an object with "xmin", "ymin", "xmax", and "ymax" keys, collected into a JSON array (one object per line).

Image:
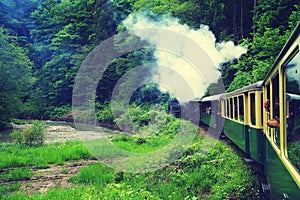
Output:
[
  {"xmin": 111, "ymin": 133, "xmax": 171, "ymax": 153},
  {"xmin": 0, "ymin": 183, "xmax": 21, "ymax": 199},
  {"xmin": 0, "ymin": 27, "xmax": 33, "ymax": 128},
  {"xmin": 11, "ymin": 130, "xmax": 23, "ymax": 145},
  {"xmin": 1, "ymin": 124, "xmax": 264, "ymax": 199},
  {"xmin": 1, "ymin": 0, "xmax": 300, "ymax": 121},
  {"xmin": 26, "ymin": 0, "xmax": 117, "ymax": 118},
  {"xmin": 11, "ymin": 119, "xmax": 26, "ymax": 125},
  {"xmin": 96, "ymin": 102, "xmax": 114, "ymax": 123},
  {"xmin": 24, "ymin": 120, "xmax": 46, "ymax": 146},
  {"xmin": 61, "ymin": 167, "xmax": 68, "ymax": 174},
  {"xmin": 0, "ymin": 168, "xmax": 32, "ymax": 181},
  {"xmin": 288, "ymin": 141, "xmax": 300, "ymax": 171},
  {"xmin": 0, "ymin": 141, "xmax": 91, "ymax": 169},
  {"xmin": 225, "ymin": 1, "xmax": 300, "ymax": 92},
  {"xmin": 50, "ymin": 105, "xmax": 72, "ymax": 120},
  {"xmin": 70, "ymin": 163, "xmax": 114, "ymax": 189},
  {"xmin": 11, "ymin": 120, "xmax": 46, "ymax": 146}
]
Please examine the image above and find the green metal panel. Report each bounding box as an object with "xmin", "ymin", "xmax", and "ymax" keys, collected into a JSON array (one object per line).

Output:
[
  {"xmin": 265, "ymin": 141, "xmax": 300, "ymax": 199},
  {"xmin": 223, "ymin": 119, "xmax": 246, "ymax": 152},
  {"xmin": 202, "ymin": 113, "xmax": 216, "ymax": 129},
  {"xmin": 249, "ymin": 127, "xmax": 265, "ymax": 164}
]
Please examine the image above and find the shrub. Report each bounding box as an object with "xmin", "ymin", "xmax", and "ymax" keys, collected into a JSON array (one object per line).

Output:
[
  {"xmin": 96, "ymin": 102, "xmax": 114, "ymax": 122},
  {"xmin": 50, "ymin": 105, "xmax": 71, "ymax": 120},
  {"xmin": 11, "ymin": 119, "xmax": 26, "ymax": 125},
  {"xmin": 24, "ymin": 120, "xmax": 45, "ymax": 146},
  {"xmin": 11, "ymin": 130, "xmax": 23, "ymax": 145},
  {"xmin": 11, "ymin": 120, "xmax": 46, "ymax": 146},
  {"xmin": 135, "ymin": 137, "xmax": 146, "ymax": 144}
]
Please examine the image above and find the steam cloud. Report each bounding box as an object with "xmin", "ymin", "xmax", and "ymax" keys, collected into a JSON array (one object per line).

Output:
[{"xmin": 123, "ymin": 13, "xmax": 247, "ymax": 101}]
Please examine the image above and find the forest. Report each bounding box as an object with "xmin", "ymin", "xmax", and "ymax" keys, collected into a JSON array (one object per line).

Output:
[{"xmin": 1, "ymin": 0, "xmax": 300, "ymax": 129}]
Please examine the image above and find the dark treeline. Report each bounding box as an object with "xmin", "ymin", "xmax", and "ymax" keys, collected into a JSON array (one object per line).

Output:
[{"xmin": 0, "ymin": 0, "xmax": 300, "ymax": 129}]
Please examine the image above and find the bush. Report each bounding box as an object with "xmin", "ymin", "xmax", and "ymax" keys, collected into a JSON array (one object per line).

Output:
[
  {"xmin": 11, "ymin": 119, "xmax": 26, "ymax": 125},
  {"xmin": 11, "ymin": 130, "xmax": 23, "ymax": 145},
  {"xmin": 50, "ymin": 105, "xmax": 71, "ymax": 120},
  {"xmin": 11, "ymin": 120, "xmax": 45, "ymax": 146},
  {"xmin": 96, "ymin": 102, "xmax": 114, "ymax": 122}
]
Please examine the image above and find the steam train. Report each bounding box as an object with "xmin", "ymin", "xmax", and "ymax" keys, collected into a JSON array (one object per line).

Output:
[{"xmin": 180, "ymin": 23, "xmax": 300, "ymax": 199}]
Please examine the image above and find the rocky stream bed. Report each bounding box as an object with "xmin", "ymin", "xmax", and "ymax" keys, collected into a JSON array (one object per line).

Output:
[{"xmin": 0, "ymin": 122, "xmax": 121, "ymax": 195}]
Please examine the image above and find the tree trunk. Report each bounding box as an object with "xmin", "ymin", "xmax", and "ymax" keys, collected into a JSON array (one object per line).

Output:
[{"xmin": 240, "ymin": 0, "xmax": 244, "ymax": 38}]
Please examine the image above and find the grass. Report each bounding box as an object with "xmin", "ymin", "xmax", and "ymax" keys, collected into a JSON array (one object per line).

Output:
[
  {"xmin": 0, "ymin": 141, "xmax": 92, "ymax": 169},
  {"xmin": 288, "ymin": 141, "xmax": 300, "ymax": 171},
  {"xmin": 2, "ymin": 138, "xmax": 265, "ymax": 199},
  {"xmin": 0, "ymin": 120, "xmax": 266, "ymax": 199},
  {"xmin": 69, "ymin": 163, "xmax": 114, "ymax": 189},
  {"xmin": 111, "ymin": 134, "xmax": 172, "ymax": 153},
  {"xmin": 0, "ymin": 168, "xmax": 32, "ymax": 181}
]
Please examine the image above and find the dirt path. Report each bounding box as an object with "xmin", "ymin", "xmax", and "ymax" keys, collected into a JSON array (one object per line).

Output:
[
  {"xmin": 1, "ymin": 159, "xmax": 100, "ymax": 194},
  {"xmin": 2, "ymin": 122, "xmax": 121, "ymax": 195}
]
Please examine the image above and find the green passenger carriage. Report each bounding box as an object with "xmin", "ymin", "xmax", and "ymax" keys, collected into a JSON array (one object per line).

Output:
[
  {"xmin": 192, "ymin": 22, "xmax": 300, "ymax": 199},
  {"xmin": 220, "ymin": 81, "xmax": 265, "ymax": 164},
  {"xmin": 261, "ymin": 22, "xmax": 300, "ymax": 199}
]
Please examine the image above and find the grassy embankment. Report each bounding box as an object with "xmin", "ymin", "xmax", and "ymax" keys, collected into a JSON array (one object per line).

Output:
[{"xmin": 0, "ymin": 118, "xmax": 265, "ymax": 199}]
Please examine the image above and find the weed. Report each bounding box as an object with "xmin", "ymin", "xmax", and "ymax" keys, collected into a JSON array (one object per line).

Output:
[
  {"xmin": 0, "ymin": 168, "xmax": 32, "ymax": 181},
  {"xmin": 61, "ymin": 167, "xmax": 68, "ymax": 174},
  {"xmin": 0, "ymin": 141, "xmax": 91, "ymax": 168},
  {"xmin": 11, "ymin": 119, "xmax": 26, "ymax": 125},
  {"xmin": 1, "ymin": 119, "xmax": 264, "ymax": 199},
  {"xmin": 11, "ymin": 120, "xmax": 46, "ymax": 146},
  {"xmin": 0, "ymin": 183, "xmax": 21, "ymax": 199},
  {"xmin": 69, "ymin": 163, "xmax": 114, "ymax": 189}
]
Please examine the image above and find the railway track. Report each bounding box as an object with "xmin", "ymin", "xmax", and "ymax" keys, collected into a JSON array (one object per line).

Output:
[{"xmin": 198, "ymin": 122, "xmax": 270, "ymax": 199}]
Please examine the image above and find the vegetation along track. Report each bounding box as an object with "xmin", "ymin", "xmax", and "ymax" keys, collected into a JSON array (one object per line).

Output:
[
  {"xmin": 0, "ymin": 159, "xmax": 99, "ymax": 194},
  {"xmin": 199, "ymin": 122, "xmax": 269, "ymax": 197}
]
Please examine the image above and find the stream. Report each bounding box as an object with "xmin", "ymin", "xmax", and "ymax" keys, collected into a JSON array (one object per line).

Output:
[{"xmin": 0, "ymin": 121, "xmax": 121, "ymax": 144}]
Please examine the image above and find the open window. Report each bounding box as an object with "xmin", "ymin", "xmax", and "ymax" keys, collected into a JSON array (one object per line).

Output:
[
  {"xmin": 272, "ymin": 74, "xmax": 280, "ymax": 146},
  {"xmin": 234, "ymin": 97, "xmax": 238, "ymax": 120},
  {"xmin": 229, "ymin": 98, "xmax": 233, "ymax": 119},
  {"xmin": 238, "ymin": 95, "xmax": 244, "ymax": 122},
  {"xmin": 250, "ymin": 93, "xmax": 256, "ymax": 126},
  {"xmin": 285, "ymin": 51, "xmax": 300, "ymax": 173}
]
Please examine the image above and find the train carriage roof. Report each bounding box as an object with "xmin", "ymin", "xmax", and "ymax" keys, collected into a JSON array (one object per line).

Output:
[
  {"xmin": 200, "ymin": 81, "xmax": 263, "ymax": 102},
  {"xmin": 224, "ymin": 81, "xmax": 263, "ymax": 98},
  {"xmin": 201, "ymin": 93, "xmax": 224, "ymax": 102}
]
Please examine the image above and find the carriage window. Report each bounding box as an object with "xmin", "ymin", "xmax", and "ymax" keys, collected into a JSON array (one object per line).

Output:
[
  {"xmin": 229, "ymin": 98, "xmax": 233, "ymax": 119},
  {"xmin": 203, "ymin": 102, "xmax": 212, "ymax": 114},
  {"xmin": 285, "ymin": 52, "xmax": 300, "ymax": 173},
  {"xmin": 227, "ymin": 99, "xmax": 230, "ymax": 118},
  {"xmin": 238, "ymin": 95, "xmax": 244, "ymax": 121},
  {"xmin": 250, "ymin": 93, "xmax": 256, "ymax": 125},
  {"xmin": 234, "ymin": 97, "xmax": 238, "ymax": 120},
  {"xmin": 272, "ymin": 74, "xmax": 280, "ymax": 146},
  {"xmin": 222, "ymin": 100, "xmax": 227, "ymax": 117},
  {"xmin": 261, "ymin": 93, "xmax": 264, "ymax": 127},
  {"xmin": 265, "ymin": 83, "xmax": 271, "ymax": 137}
]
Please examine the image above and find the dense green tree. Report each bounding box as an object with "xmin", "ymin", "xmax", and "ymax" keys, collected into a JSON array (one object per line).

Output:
[
  {"xmin": 226, "ymin": 2, "xmax": 300, "ymax": 92},
  {"xmin": 0, "ymin": 0, "xmax": 38, "ymax": 40},
  {"xmin": 28, "ymin": 0, "xmax": 116, "ymax": 118},
  {"xmin": 1, "ymin": 0, "xmax": 300, "ymax": 122},
  {"xmin": 0, "ymin": 27, "xmax": 33, "ymax": 129}
]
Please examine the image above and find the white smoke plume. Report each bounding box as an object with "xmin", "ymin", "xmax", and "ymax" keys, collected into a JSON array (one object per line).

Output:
[{"xmin": 123, "ymin": 13, "xmax": 247, "ymax": 101}]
